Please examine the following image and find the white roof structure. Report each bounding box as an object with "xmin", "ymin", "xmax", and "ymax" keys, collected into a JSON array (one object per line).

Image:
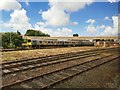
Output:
[{"xmin": 23, "ymin": 36, "xmax": 120, "ymax": 41}]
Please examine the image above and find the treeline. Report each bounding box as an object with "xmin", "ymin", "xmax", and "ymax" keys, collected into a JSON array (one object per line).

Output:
[
  {"xmin": 25, "ymin": 29, "xmax": 50, "ymax": 37},
  {"xmin": 1, "ymin": 30, "xmax": 50, "ymax": 49},
  {"xmin": 73, "ymin": 34, "xmax": 79, "ymax": 37}
]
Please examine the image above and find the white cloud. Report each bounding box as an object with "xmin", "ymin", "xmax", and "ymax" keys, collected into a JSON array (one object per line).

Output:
[
  {"xmin": 101, "ymin": 26, "xmax": 113, "ymax": 35},
  {"xmin": 42, "ymin": 6, "xmax": 70, "ymax": 26},
  {"xmin": 86, "ymin": 24, "xmax": 97, "ymax": 35},
  {"xmin": 85, "ymin": 19, "xmax": 97, "ymax": 35},
  {"xmin": 56, "ymin": 27, "xmax": 72, "ymax": 36},
  {"xmin": 34, "ymin": 23, "xmax": 72, "ymax": 36},
  {"xmin": 101, "ymin": 16, "xmax": 118, "ymax": 36},
  {"xmin": 108, "ymin": 0, "xmax": 116, "ymax": 3},
  {"xmin": 86, "ymin": 16, "xmax": 119, "ymax": 36},
  {"xmin": 72, "ymin": 22, "xmax": 78, "ymax": 25},
  {"xmin": 104, "ymin": 16, "xmax": 110, "ymax": 20},
  {"xmin": 86, "ymin": 19, "xmax": 96, "ymax": 24},
  {"xmin": 42, "ymin": 0, "xmax": 93, "ymax": 26},
  {"xmin": 99, "ymin": 25, "xmax": 105, "ymax": 29},
  {"xmin": 49, "ymin": 0, "xmax": 94, "ymax": 12},
  {"xmin": 0, "ymin": 0, "xmax": 21, "ymax": 11},
  {"xmin": 3, "ymin": 9, "xmax": 31, "ymax": 33},
  {"xmin": 36, "ymin": 21, "xmax": 46, "ymax": 27}
]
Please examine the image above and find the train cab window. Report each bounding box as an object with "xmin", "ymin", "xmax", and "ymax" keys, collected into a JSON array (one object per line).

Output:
[
  {"xmin": 28, "ymin": 39, "xmax": 31, "ymax": 42},
  {"xmin": 39, "ymin": 41, "xmax": 42, "ymax": 43}
]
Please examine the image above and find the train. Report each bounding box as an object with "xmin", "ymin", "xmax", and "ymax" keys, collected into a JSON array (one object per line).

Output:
[{"xmin": 22, "ymin": 36, "xmax": 94, "ymax": 48}]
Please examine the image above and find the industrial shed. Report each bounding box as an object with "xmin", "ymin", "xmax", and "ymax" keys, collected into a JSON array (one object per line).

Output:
[{"xmin": 94, "ymin": 41, "xmax": 119, "ymax": 47}]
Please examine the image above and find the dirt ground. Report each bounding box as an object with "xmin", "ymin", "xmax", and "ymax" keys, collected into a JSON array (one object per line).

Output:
[{"xmin": 1, "ymin": 46, "xmax": 106, "ymax": 63}]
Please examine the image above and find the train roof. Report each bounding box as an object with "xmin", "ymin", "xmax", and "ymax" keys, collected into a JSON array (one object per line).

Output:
[{"xmin": 23, "ymin": 36, "xmax": 119, "ymax": 40}]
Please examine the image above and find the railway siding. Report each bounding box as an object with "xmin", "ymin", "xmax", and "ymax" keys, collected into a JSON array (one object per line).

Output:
[{"xmin": 2, "ymin": 53, "xmax": 102, "ymax": 86}]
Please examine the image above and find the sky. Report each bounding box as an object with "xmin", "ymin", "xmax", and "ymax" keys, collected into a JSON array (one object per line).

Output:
[{"xmin": 0, "ymin": 0, "xmax": 119, "ymax": 36}]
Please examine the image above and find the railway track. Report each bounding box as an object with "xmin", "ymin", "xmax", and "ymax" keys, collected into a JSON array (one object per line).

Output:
[
  {"xmin": 2, "ymin": 54, "xmax": 119, "ymax": 89},
  {"xmin": 2, "ymin": 53, "xmax": 99, "ymax": 75},
  {"xmin": 2, "ymin": 47, "xmax": 119, "ymax": 89},
  {"xmin": 2, "ymin": 47, "xmax": 118, "ymax": 76}
]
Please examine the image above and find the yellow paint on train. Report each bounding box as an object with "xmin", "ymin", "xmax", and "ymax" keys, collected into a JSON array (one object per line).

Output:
[{"xmin": 27, "ymin": 42, "xmax": 32, "ymax": 45}]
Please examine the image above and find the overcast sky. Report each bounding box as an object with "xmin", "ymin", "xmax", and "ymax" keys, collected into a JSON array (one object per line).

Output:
[{"xmin": 0, "ymin": 0, "xmax": 119, "ymax": 36}]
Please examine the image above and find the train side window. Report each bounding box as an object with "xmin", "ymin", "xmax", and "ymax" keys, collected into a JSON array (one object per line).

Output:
[
  {"xmin": 28, "ymin": 39, "xmax": 31, "ymax": 42},
  {"xmin": 51, "ymin": 41, "xmax": 53, "ymax": 43},
  {"xmin": 48, "ymin": 41, "xmax": 50, "ymax": 43},
  {"xmin": 33, "ymin": 40, "xmax": 37, "ymax": 42}
]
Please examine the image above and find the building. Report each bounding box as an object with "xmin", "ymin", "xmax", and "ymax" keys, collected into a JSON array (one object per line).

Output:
[{"xmin": 94, "ymin": 41, "xmax": 119, "ymax": 47}]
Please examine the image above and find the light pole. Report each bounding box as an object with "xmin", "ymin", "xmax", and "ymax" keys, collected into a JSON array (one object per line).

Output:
[{"xmin": 10, "ymin": 27, "xmax": 13, "ymax": 46}]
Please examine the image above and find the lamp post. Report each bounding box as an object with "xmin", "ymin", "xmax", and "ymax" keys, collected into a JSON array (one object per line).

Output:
[{"xmin": 10, "ymin": 27, "xmax": 13, "ymax": 46}]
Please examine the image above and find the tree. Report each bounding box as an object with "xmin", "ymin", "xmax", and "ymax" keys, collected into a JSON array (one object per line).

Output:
[
  {"xmin": 45, "ymin": 34, "xmax": 50, "ymax": 37},
  {"xmin": 25, "ymin": 29, "xmax": 35, "ymax": 36},
  {"xmin": 95, "ymin": 39, "xmax": 101, "ymax": 42},
  {"xmin": 35, "ymin": 31, "xmax": 40, "ymax": 36},
  {"xmin": 73, "ymin": 34, "xmax": 79, "ymax": 37},
  {"xmin": 25, "ymin": 29, "xmax": 50, "ymax": 37},
  {"xmin": 0, "ymin": 34, "xmax": 2, "ymax": 48},
  {"xmin": 2, "ymin": 32, "xmax": 23, "ymax": 49},
  {"xmin": 2, "ymin": 32, "xmax": 10, "ymax": 48},
  {"xmin": 17, "ymin": 30, "xmax": 21, "ymax": 35},
  {"xmin": 11, "ymin": 33, "xmax": 23, "ymax": 48}
]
